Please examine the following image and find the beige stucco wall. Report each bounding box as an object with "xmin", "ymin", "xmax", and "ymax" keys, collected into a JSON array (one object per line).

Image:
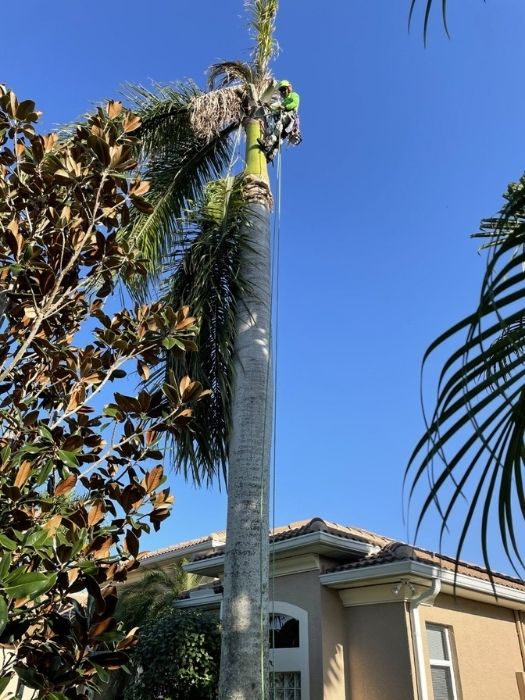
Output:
[
  {"xmin": 273, "ymin": 568, "xmax": 348, "ymax": 699},
  {"xmin": 345, "ymin": 601, "xmax": 416, "ymax": 700},
  {"xmin": 420, "ymin": 593, "xmax": 524, "ymax": 700},
  {"xmin": 320, "ymin": 585, "xmax": 348, "ymax": 700}
]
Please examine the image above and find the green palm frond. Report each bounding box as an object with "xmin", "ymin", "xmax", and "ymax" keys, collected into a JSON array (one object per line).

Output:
[
  {"xmin": 159, "ymin": 177, "xmax": 249, "ymax": 484},
  {"xmin": 409, "ymin": 0, "xmax": 486, "ymax": 42},
  {"xmin": 406, "ymin": 175, "xmax": 525, "ymax": 572},
  {"xmin": 245, "ymin": 0, "xmax": 279, "ymax": 79},
  {"xmin": 117, "ymin": 561, "xmax": 205, "ymax": 628},
  {"xmin": 120, "ymin": 83, "xmax": 237, "ymax": 296}
]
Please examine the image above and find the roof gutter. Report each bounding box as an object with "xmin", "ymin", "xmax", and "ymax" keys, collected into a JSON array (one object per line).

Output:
[
  {"xmin": 408, "ymin": 576, "xmax": 441, "ymax": 700},
  {"xmin": 320, "ymin": 560, "xmax": 525, "ymax": 608}
]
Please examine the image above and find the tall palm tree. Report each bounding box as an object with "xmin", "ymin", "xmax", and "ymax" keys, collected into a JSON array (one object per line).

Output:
[
  {"xmin": 121, "ymin": 2, "xmax": 281, "ymax": 697},
  {"xmin": 406, "ymin": 177, "xmax": 525, "ymax": 574}
]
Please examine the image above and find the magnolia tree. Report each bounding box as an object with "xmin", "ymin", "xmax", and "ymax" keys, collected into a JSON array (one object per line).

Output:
[{"xmin": 0, "ymin": 86, "xmax": 207, "ymax": 699}]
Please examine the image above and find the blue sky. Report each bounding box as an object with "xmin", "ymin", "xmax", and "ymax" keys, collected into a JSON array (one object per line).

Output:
[{"xmin": 6, "ymin": 0, "xmax": 525, "ymax": 572}]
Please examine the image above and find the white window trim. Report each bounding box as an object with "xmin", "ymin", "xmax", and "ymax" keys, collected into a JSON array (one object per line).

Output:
[
  {"xmin": 269, "ymin": 601, "xmax": 309, "ymax": 700},
  {"xmin": 427, "ymin": 624, "xmax": 459, "ymax": 700}
]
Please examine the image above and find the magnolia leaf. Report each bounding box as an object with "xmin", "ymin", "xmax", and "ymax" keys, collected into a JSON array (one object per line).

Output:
[
  {"xmin": 122, "ymin": 114, "xmax": 141, "ymax": 132},
  {"xmin": 106, "ymin": 100, "xmax": 123, "ymax": 119},
  {"xmin": 54, "ymin": 474, "xmax": 77, "ymax": 496},
  {"xmin": 0, "ymin": 597, "xmax": 7, "ymax": 636},
  {"xmin": 43, "ymin": 514, "xmax": 62, "ymax": 535},
  {"xmin": 0, "ymin": 676, "xmax": 12, "ymax": 696},
  {"xmin": 137, "ymin": 360, "xmax": 150, "ymax": 381},
  {"xmin": 88, "ymin": 616, "xmax": 116, "ymax": 641},
  {"xmin": 117, "ymin": 626, "xmax": 139, "ymax": 650},
  {"xmin": 13, "ymin": 460, "xmax": 31, "ymax": 489},
  {"xmin": 179, "ymin": 375, "xmax": 191, "ymax": 395},
  {"xmin": 4, "ymin": 571, "xmax": 57, "ymax": 600},
  {"xmin": 124, "ymin": 529, "xmax": 139, "ymax": 558},
  {"xmin": 144, "ymin": 465, "xmax": 163, "ymax": 493},
  {"xmin": 130, "ymin": 195, "xmax": 154, "ymax": 214},
  {"xmin": 87, "ymin": 500, "xmax": 105, "ymax": 527}
]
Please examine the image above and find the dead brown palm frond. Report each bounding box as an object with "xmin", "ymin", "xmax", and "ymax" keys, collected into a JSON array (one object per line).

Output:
[
  {"xmin": 208, "ymin": 61, "xmax": 255, "ymax": 90},
  {"xmin": 189, "ymin": 86, "xmax": 244, "ymax": 142}
]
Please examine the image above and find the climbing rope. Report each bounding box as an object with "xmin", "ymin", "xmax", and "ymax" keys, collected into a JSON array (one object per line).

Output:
[{"xmin": 268, "ymin": 141, "xmax": 283, "ymax": 700}]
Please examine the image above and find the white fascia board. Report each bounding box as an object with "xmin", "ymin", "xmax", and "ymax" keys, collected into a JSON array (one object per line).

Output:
[
  {"xmin": 320, "ymin": 560, "xmax": 438, "ymax": 588},
  {"xmin": 320, "ymin": 560, "xmax": 525, "ymax": 608},
  {"xmin": 140, "ymin": 535, "xmax": 226, "ymax": 568},
  {"xmin": 174, "ymin": 592, "xmax": 222, "ymax": 609},
  {"xmin": 184, "ymin": 531, "xmax": 378, "ymax": 575}
]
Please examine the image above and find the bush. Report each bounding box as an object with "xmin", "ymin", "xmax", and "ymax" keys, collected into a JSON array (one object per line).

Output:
[{"xmin": 124, "ymin": 607, "xmax": 220, "ymax": 700}]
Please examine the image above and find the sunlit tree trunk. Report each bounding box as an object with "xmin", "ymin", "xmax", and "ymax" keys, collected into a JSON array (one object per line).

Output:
[{"xmin": 219, "ymin": 118, "xmax": 273, "ymax": 700}]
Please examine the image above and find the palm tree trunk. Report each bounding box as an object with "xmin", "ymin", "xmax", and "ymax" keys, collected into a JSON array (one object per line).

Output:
[{"xmin": 218, "ymin": 118, "xmax": 273, "ymax": 700}]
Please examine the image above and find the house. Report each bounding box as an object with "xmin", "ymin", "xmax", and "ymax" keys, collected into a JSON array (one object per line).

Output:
[{"xmin": 134, "ymin": 516, "xmax": 525, "ymax": 700}]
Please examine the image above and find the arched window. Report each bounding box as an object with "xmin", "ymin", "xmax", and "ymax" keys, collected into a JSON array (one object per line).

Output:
[
  {"xmin": 270, "ymin": 612, "xmax": 300, "ymax": 648},
  {"xmin": 269, "ymin": 602, "xmax": 309, "ymax": 700}
]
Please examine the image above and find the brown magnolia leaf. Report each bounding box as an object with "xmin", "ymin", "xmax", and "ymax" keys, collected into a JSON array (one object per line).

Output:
[
  {"xmin": 137, "ymin": 360, "xmax": 150, "ymax": 381},
  {"xmin": 143, "ymin": 465, "xmax": 163, "ymax": 493},
  {"xmin": 9, "ymin": 90, "xmax": 17, "ymax": 117},
  {"xmin": 179, "ymin": 376, "xmax": 191, "ymax": 396},
  {"xmin": 66, "ymin": 385, "xmax": 86, "ymax": 412},
  {"xmin": 67, "ymin": 567, "xmax": 79, "ymax": 586},
  {"xmin": 145, "ymin": 430, "xmax": 157, "ymax": 447},
  {"xmin": 42, "ymin": 133, "xmax": 57, "ymax": 152},
  {"xmin": 117, "ymin": 626, "xmax": 139, "ymax": 650},
  {"xmin": 43, "ymin": 514, "xmax": 62, "ymax": 535},
  {"xmin": 106, "ymin": 100, "xmax": 123, "ymax": 119},
  {"xmin": 54, "ymin": 474, "xmax": 77, "ymax": 496},
  {"xmin": 83, "ymin": 373, "xmax": 103, "ymax": 385},
  {"xmin": 15, "ymin": 142, "xmax": 25, "ymax": 157},
  {"xmin": 181, "ymin": 381, "xmax": 206, "ymax": 403},
  {"xmin": 130, "ymin": 179, "xmax": 150, "ymax": 196},
  {"xmin": 90, "ymin": 535, "xmax": 113, "ymax": 560},
  {"xmin": 16, "ymin": 99, "xmax": 36, "ymax": 120},
  {"xmin": 87, "ymin": 500, "xmax": 105, "ymax": 527},
  {"xmin": 175, "ymin": 316, "xmax": 196, "ymax": 330},
  {"xmin": 124, "ymin": 529, "xmax": 139, "ymax": 558},
  {"xmin": 88, "ymin": 616, "xmax": 116, "ymax": 641},
  {"xmin": 122, "ymin": 114, "xmax": 141, "ymax": 133},
  {"xmin": 130, "ymin": 195, "xmax": 153, "ymax": 214},
  {"xmin": 14, "ymin": 460, "xmax": 31, "ymax": 489},
  {"xmin": 109, "ymin": 145, "xmax": 123, "ymax": 167}
]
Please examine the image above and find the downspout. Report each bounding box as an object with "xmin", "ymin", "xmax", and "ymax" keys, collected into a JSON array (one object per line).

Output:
[{"xmin": 409, "ymin": 576, "xmax": 441, "ymax": 700}]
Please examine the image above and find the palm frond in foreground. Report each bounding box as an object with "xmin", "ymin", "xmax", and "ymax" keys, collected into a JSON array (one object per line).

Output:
[{"xmin": 407, "ymin": 177, "xmax": 525, "ymax": 573}]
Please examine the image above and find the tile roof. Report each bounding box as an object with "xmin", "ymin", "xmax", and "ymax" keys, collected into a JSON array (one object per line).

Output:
[
  {"xmin": 139, "ymin": 517, "xmax": 525, "ymax": 594},
  {"xmin": 140, "ymin": 531, "xmax": 225, "ymax": 561},
  {"xmin": 326, "ymin": 540, "xmax": 525, "ymax": 593}
]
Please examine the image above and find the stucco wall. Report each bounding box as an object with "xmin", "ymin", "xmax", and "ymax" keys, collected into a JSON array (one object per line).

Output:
[
  {"xmin": 273, "ymin": 570, "xmax": 324, "ymax": 699},
  {"xmin": 420, "ymin": 594, "xmax": 524, "ymax": 700},
  {"xmin": 345, "ymin": 601, "xmax": 416, "ymax": 700},
  {"xmin": 321, "ymin": 585, "xmax": 347, "ymax": 700},
  {"xmin": 273, "ymin": 569, "xmax": 347, "ymax": 699}
]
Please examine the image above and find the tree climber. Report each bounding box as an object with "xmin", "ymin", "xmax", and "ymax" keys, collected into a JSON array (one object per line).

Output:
[{"xmin": 258, "ymin": 79, "xmax": 301, "ymax": 162}]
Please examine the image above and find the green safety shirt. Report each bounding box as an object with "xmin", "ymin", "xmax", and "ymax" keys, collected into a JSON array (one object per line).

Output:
[
  {"xmin": 272, "ymin": 91, "xmax": 300, "ymax": 112},
  {"xmin": 282, "ymin": 91, "xmax": 300, "ymax": 111}
]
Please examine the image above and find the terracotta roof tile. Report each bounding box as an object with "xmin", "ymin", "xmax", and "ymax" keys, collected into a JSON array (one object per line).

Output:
[
  {"xmin": 326, "ymin": 540, "xmax": 525, "ymax": 593},
  {"xmin": 140, "ymin": 531, "xmax": 225, "ymax": 561}
]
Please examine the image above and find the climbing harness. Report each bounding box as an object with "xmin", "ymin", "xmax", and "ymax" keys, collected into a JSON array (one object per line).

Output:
[{"xmin": 259, "ymin": 103, "xmax": 302, "ymax": 162}]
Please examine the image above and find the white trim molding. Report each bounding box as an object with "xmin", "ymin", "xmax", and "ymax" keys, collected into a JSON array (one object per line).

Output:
[
  {"xmin": 270, "ymin": 601, "xmax": 310, "ymax": 700},
  {"xmin": 320, "ymin": 560, "xmax": 525, "ymax": 610}
]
